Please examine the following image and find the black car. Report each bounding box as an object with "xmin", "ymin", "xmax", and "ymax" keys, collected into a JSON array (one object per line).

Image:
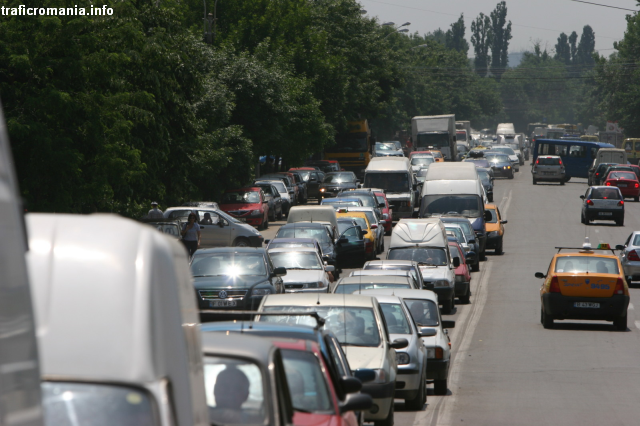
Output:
[
  {"xmin": 320, "ymin": 172, "xmax": 358, "ymax": 199},
  {"xmin": 191, "ymin": 248, "xmax": 286, "ymax": 318},
  {"xmin": 589, "ymin": 162, "xmax": 616, "ymax": 186},
  {"xmin": 477, "ymin": 168, "xmax": 494, "ymax": 202},
  {"xmin": 484, "ymin": 152, "xmax": 514, "ymax": 179},
  {"xmin": 274, "ymin": 223, "xmax": 340, "ymax": 275},
  {"xmin": 337, "ymin": 218, "xmax": 367, "ymax": 268},
  {"xmin": 580, "ymin": 186, "xmax": 625, "ymax": 226}
]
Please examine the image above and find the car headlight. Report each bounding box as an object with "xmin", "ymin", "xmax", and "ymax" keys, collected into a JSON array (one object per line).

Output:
[
  {"xmin": 320, "ymin": 188, "xmax": 326, "ymax": 192},
  {"xmin": 250, "ymin": 209, "xmax": 262, "ymax": 216},
  {"xmin": 372, "ymin": 369, "xmax": 387, "ymax": 383},
  {"xmin": 396, "ymin": 352, "xmax": 410, "ymax": 365},
  {"xmin": 426, "ymin": 347, "xmax": 444, "ymax": 359},
  {"xmin": 434, "ymin": 279, "xmax": 450, "ymax": 287},
  {"xmin": 252, "ymin": 288, "xmax": 271, "ymax": 296}
]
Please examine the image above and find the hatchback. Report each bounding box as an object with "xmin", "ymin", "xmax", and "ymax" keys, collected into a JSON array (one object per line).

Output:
[
  {"xmin": 220, "ymin": 187, "xmax": 270, "ymax": 230},
  {"xmin": 580, "ymin": 186, "xmax": 625, "ymax": 226},
  {"xmin": 604, "ymin": 170, "xmax": 640, "ymax": 201},
  {"xmin": 531, "ymin": 155, "xmax": 565, "ymax": 185}
]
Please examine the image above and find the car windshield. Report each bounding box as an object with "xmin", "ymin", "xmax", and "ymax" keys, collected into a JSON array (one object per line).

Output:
[
  {"xmin": 478, "ymin": 172, "xmax": 491, "ymax": 185},
  {"xmin": 296, "ymin": 171, "xmax": 311, "ymax": 180},
  {"xmin": 449, "ymin": 244, "xmax": 463, "ymax": 259},
  {"xmin": 486, "ymin": 209, "xmax": 498, "ymax": 223},
  {"xmin": 323, "ymin": 200, "xmax": 361, "ymax": 208},
  {"xmin": 364, "ymin": 264, "xmax": 413, "ymax": 271},
  {"xmin": 464, "ymin": 159, "xmax": 490, "ymax": 168},
  {"xmin": 337, "ymin": 193, "xmax": 376, "ymax": 208},
  {"xmin": 262, "ymin": 306, "xmax": 381, "ymax": 347},
  {"xmin": 422, "ymin": 195, "xmax": 482, "ymax": 218},
  {"xmin": 445, "ymin": 226, "xmax": 465, "ymax": 241},
  {"xmin": 376, "ymin": 143, "xmax": 396, "ymax": 151},
  {"xmin": 338, "ymin": 221, "xmax": 355, "ymax": 234},
  {"xmin": 257, "ymin": 185, "xmax": 274, "ymax": 195},
  {"xmin": 485, "ymin": 154, "xmax": 510, "ymax": 163},
  {"xmin": 380, "ymin": 303, "xmax": 412, "ymax": 335},
  {"xmin": 405, "ymin": 299, "xmax": 439, "ymax": 326},
  {"xmin": 590, "ymin": 188, "xmax": 622, "ymax": 200},
  {"xmin": 334, "ymin": 283, "xmax": 412, "ymax": 294},
  {"xmin": 492, "ymin": 147, "xmax": 515, "ymax": 155},
  {"xmin": 411, "ymin": 157, "xmax": 435, "ymax": 166},
  {"xmin": 555, "ymin": 256, "xmax": 620, "ymax": 274},
  {"xmin": 388, "ymin": 248, "xmax": 448, "ymax": 266},
  {"xmin": 537, "ymin": 157, "xmax": 561, "ymax": 166},
  {"xmin": 276, "ymin": 227, "xmax": 331, "ymax": 244},
  {"xmin": 323, "ymin": 173, "xmax": 356, "ymax": 184},
  {"xmin": 191, "ymin": 253, "xmax": 267, "ymax": 277},
  {"xmin": 340, "ymin": 215, "xmax": 368, "ymax": 231},
  {"xmin": 270, "ymin": 251, "xmax": 322, "ymax": 270},
  {"xmin": 375, "ymin": 195, "xmax": 386, "ymax": 206},
  {"xmin": 269, "ymin": 241, "xmax": 316, "ymax": 250},
  {"xmin": 222, "ymin": 191, "xmax": 261, "ymax": 204},
  {"xmin": 151, "ymin": 223, "xmax": 180, "ymax": 237},
  {"xmin": 609, "ymin": 172, "xmax": 637, "ymax": 180},
  {"xmin": 204, "ymin": 356, "xmax": 266, "ymax": 425},
  {"xmin": 281, "ymin": 349, "xmax": 333, "ymax": 414},
  {"xmin": 257, "ymin": 181, "xmax": 286, "ymax": 193},
  {"xmin": 364, "ymin": 172, "xmax": 410, "ymax": 193},
  {"xmin": 42, "ymin": 382, "xmax": 157, "ymax": 426}
]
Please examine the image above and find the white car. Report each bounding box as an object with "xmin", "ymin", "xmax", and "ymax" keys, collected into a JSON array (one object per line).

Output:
[
  {"xmin": 267, "ymin": 247, "xmax": 334, "ymax": 292},
  {"xmin": 359, "ymin": 289, "xmax": 455, "ymax": 396},
  {"xmin": 410, "ymin": 155, "xmax": 435, "ymax": 173},
  {"xmin": 488, "ymin": 145, "xmax": 520, "ymax": 172},
  {"xmin": 331, "ymin": 274, "xmax": 419, "ymax": 294},
  {"xmin": 258, "ymin": 293, "xmax": 407, "ymax": 426}
]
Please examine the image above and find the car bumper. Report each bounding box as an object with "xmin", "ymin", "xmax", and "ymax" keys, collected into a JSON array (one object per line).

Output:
[
  {"xmin": 198, "ymin": 295, "xmax": 265, "ymax": 320},
  {"xmin": 426, "ymin": 358, "xmax": 449, "ymax": 380},
  {"xmin": 622, "ymin": 261, "xmax": 640, "ymax": 279},
  {"xmin": 618, "ymin": 187, "xmax": 640, "ymax": 197},
  {"xmin": 532, "ymin": 171, "xmax": 565, "ymax": 181},
  {"xmin": 584, "ymin": 208, "xmax": 624, "ymax": 221},
  {"xmin": 455, "ymin": 280, "xmax": 469, "ymax": 296},
  {"xmin": 492, "ymin": 167, "xmax": 512, "ymax": 177},
  {"xmin": 243, "ymin": 216, "xmax": 264, "ymax": 226},
  {"xmin": 396, "ymin": 363, "xmax": 422, "ymax": 395},
  {"xmin": 248, "ymin": 236, "xmax": 264, "ymax": 247},
  {"xmin": 361, "ymin": 382, "xmax": 395, "ymax": 420},
  {"xmin": 541, "ymin": 293, "xmax": 629, "ymax": 321},
  {"xmin": 423, "ymin": 285, "xmax": 454, "ymax": 304},
  {"xmin": 485, "ymin": 233, "xmax": 502, "ymax": 248}
]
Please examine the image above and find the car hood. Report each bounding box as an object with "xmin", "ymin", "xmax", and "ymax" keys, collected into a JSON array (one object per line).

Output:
[
  {"xmin": 282, "ymin": 269, "xmax": 325, "ymax": 283},
  {"xmin": 489, "ymin": 161, "xmax": 511, "ymax": 168},
  {"xmin": 192, "ymin": 275, "xmax": 268, "ymax": 290},
  {"xmin": 386, "ymin": 193, "xmax": 411, "ymax": 200},
  {"xmin": 220, "ymin": 202, "xmax": 261, "ymax": 212},
  {"xmin": 418, "ymin": 266, "xmax": 450, "ymax": 280},
  {"xmin": 342, "ymin": 345, "xmax": 386, "ymax": 370}
]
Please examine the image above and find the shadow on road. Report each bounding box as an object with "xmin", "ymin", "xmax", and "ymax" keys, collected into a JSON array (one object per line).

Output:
[{"xmin": 546, "ymin": 321, "xmax": 627, "ymax": 332}]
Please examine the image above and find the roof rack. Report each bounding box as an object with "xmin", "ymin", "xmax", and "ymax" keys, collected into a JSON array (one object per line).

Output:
[
  {"xmin": 555, "ymin": 244, "xmax": 624, "ymax": 255},
  {"xmin": 200, "ymin": 310, "xmax": 326, "ymax": 327}
]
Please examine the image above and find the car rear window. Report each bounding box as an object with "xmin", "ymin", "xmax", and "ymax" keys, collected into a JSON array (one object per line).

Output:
[
  {"xmin": 609, "ymin": 172, "xmax": 637, "ymax": 180},
  {"xmin": 555, "ymin": 256, "xmax": 619, "ymax": 274},
  {"xmin": 404, "ymin": 299, "xmax": 439, "ymax": 326},
  {"xmin": 590, "ymin": 188, "xmax": 622, "ymax": 200},
  {"xmin": 537, "ymin": 157, "xmax": 561, "ymax": 165},
  {"xmin": 485, "ymin": 209, "xmax": 498, "ymax": 223}
]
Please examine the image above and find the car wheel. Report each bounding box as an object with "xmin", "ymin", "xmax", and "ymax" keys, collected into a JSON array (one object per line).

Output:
[
  {"xmin": 614, "ymin": 313, "xmax": 627, "ymax": 331},
  {"xmin": 374, "ymin": 397, "xmax": 394, "ymax": 426},
  {"xmin": 441, "ymin": 297, "xmax": 454, "ymax": 315},
  {"xmin": 541, "ymin": 308, "xmax": 554, "ymax": 329},
  {"xmin": 617, "ymin": 218, "xmax": 625, "ymax": 226},
  {"xmin": 233, "ymin": 237, "xmax": 250, "ymax": 247},
  {"xmin": 635, "ymin": 196, "xmax": 639, "ymax": 202},
  {"xmin": 459, "ymin": 287, "xmax": 471, "ymax": 304},
  {"xmin": 581, "ymin": 214, "xmax": 586, "ymax": 224},
  {"xmin": 508, "ymin": 171, "xmax": 514, "ymax": 179},
  {"xmin": 405, "ymin": 368, "xmax": 426, "ymax": 409},
  {"xmin": 434, "ymin": 379, "xmax": 448, "ymax": 395},
  {"xmin": 532, "ymin": 178, "xmax": 537, "ymax": 185},
  {"xmin": 471, "ymin": 261, "xmax": 480, "ymax": 272},
  {"xmin": 488, "ymin": 194, "xmax": 493, "ymax": 202},
  {"xmin": 560, "ymin": 180, "xmax": 565, "ymax": 186},
  {"xmin": 495, "ymin": 239, "xmax": 503, "ymax": 255}
]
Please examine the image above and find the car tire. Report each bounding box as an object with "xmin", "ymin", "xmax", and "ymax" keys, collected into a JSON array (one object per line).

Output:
[
  {"xmin": 434, "ymin": 379, "xmax": 448, "ymax": 396},
  {"xmin": 508, "ymin": 171, "xmax": 514, "ymax": 179},
  {"xmin": 541, "ymin": 308, "xmax": 554, "ymax": 329},
  {"xmin": 495, "ymin": 239, "xmax": 503, "ymax": 255},
  {"xmin": 233, "ymin": 237, "xmax": 250, "ymax": 247},
  {"xmin": 405, "ymin": 369, "xmax": 426, "ymax": 410},
  {"xmin": 277, "ymin": 209, "xmax": 283, "ymax": 221},
  {"xmin": 488, "ymin": 194, "xmax": 493, "ymax": 202},
  {"xmin": 617, "ymin": 218, "xmax": 625, "ymax": 226},
  {"xmin": 441, "ymin": 297, "xmax": 454, "ymax": 315},
  {"xmin": 459, "ymin": 287, "xmax": 471, "ymax": 304},
  {"xmin": 560, "ymin": 180, "xmax": 565, "ymax": 186},
  {"xmin": 635, "ymin": 196, "xmax": 639, "ymax": 202},
  {"xmin": 581, "ymin": 214, "xmax": 586, "ymax": 225},
  {"xmin": 532, "ymin": 178, "xmax": 537, "ymax": 185},
  {"xmin": 374, "ymin": 397, "xmax": 394, "ymax": 426},
  {"xmin": 614, "ymin": 313, "xmax": 627, "ymax": 331},
  {"xmin": 471, "ymin": 262, "xmax": 480, "ymax": 272}
]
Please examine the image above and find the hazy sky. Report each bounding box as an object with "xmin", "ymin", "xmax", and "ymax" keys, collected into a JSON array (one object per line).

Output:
[{"xmin": 358, "ymin": 0, "xmax": 633, "ymax": 57}]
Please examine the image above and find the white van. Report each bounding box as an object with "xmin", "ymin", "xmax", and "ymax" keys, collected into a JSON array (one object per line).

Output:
[
  {"xmin": 387, "ymin": 218, "xmax": 459, "ymax": 314},
  {"xmin": 420, "ymin": 163, "xmax": 490, "ymax": 259},
  {"xmin": 0, "ymin": 102, "xmax": 44, "ymax": 425},
  {"xmin": 363, "ymin": 157, "xmax": 417, "ymax": 220},
  {"xmin": 26, "ymin": 213, "xmax": 209, "ymax": 426},
  {"xmin": 593, "ymin": 148, "xmax": 627, "ymax": 168},
  {"xmin": 287, "ymin": 205, "xmax": 338, "ymax": 240}
]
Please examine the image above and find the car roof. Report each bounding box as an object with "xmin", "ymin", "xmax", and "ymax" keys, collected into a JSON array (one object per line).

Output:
[
  {"xmin": 201, "ymin": 331, "xmax": 275, "ymax": 367},
  {"xmin": 280, "ymin": 222, "xmax": 326, "ymax": 229},
  {"xmin": 195, "ymin": 247, "xmax": 267, "ymax": 254},
  {"xmin": 365, "ymin": 260, "xmax": 418, "ymax": 267},
  {"xmin": 226, "ymin": 187, "xmax": 260, "ymax": 192},
  {"xmin": 350, "ymin": 270, "xmax": 411, "ymax": 277},
  {"xmin": 202, "ymin": 321, "xmax": 319, "ymax": 336},
  {"xmin": 262, "ymin": 293, "xmax": 376, "ymax": 308},
  {"xmin": 337, "ymin": 275, "xmax": 413, "ymax": 284},
  {"xmin": 553, "ymin": 252, "xmax": 619, "ymax": 260},
  {"xmin": 358, "ymin": 288, "xmax": 438, "ymax": 302},
  {"xmin": 365, "ymin": 294, "xmax": 403, "ymax": 305},
  {"xmin": 268, "ymin": 247, "xmax": 318, "ymax": 254},
  {"xmin": 538, "ymin": 155, "xmax": 561, "ymax": 158},
  {"xmin": 326, "ymin": 198, "xmax": 361, "ymax": 202},
  {"xmin": 269, "ymin": 238, "xmax": 318, "ymax": 244}
]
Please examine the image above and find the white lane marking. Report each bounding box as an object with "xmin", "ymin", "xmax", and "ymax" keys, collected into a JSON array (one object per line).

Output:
[
  {"xmin": 630, "ymin": 303, "xmax": 634, "ymax": 310},
  {"xmin": 499, "ymin": 189, "xmax": 513, "ymax": 217},
  {"xmin": 635, "ymin": 320, "xmax": 640, "ymax": 330}
]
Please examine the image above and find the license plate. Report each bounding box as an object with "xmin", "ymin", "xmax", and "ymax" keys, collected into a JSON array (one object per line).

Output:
[
  {"xmin": 618, "ymin": 184, "xmax": 627, "ymax": 187},
  {"xmin": 599, "ymin": 212, "xmax": 613, "ymax": 216},
  {"xmin": 238, "ymin": 218, "xmax": 247, "ymax": 222},
  {"xmin": 543, "ymin": 172, "xmax": 554, "ymax": 175},
  {"xmin": 574, "ymin": 302, "xmax": 600, "ymax": 308},
  {"xmin": 210, "ymin": 300, "xmax": 237, "ymax": 307}
]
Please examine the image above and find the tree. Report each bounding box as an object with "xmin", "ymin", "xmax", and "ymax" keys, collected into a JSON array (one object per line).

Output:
[
  {"xmin": 576, "ymin": 25, "xmax": 596, "ymax": 68},
  {"xmin": 569, "ymin": 31, "xmax": 578, "ymax": 64},
  {"xmin": 445, "ymin": 14, "xmax": 469, "ymax": 55},
  {"xmin": 555, "ymin": 33, "xmax": 571, "ymax": 65},
  {"xmin": 426, "ymin": 29, "xmax": 446, "ymax": 45},
  {"xmin": 471, "ymin": 13, "xmax": 492, "ymax": 76},
  {"xmin": 489, "ymin": 1, "xmax": 512, "ymax": 80}
]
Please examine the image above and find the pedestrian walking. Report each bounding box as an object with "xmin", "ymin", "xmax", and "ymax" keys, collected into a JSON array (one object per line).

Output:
[
  {"xmin": 181, "ymin": 213, "xmax": 201, "ymax": 258},
  {"xmin": 148, "ymin": 201, "xmax": 164, "ymax": 219}
]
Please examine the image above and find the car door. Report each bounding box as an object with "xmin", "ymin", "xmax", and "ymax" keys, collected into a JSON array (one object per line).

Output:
[
  {"xmin": 335, "ymin": 226, "xmax": 365, "ymax": 262},
  {"xmin": 198, "ymin": 210, "xmax": 231, "ymax": 247},
  {"xmin": 307, "ymin": 172, "xmax": 320, "ymax": 198}
]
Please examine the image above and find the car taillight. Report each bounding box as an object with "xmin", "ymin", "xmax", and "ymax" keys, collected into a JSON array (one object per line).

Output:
[
  {"xmin": 596, "ymin": 173, "xmax": 600, "ymax": 176},
  {"xmin": 549, "ymin": 276, "xmax": 561, "ymax": 293},
  {"xmin": 614, "ymin": 278, "xmax": 625, "ymax": 295},
  {"xmin": 618, "ymin": 200, "xmax": 624, "ymax": 206},
  {"xmin": 586, "ymin": 199, "xmax": 594, "ymax": 205},
  {"xmin": 558, "ymin": 159, "xmax": 563, "ymax": 165},
  {"xmin": 435, "ymin": 347, "xmax": 444, "ymax": 359},
  {"xmin": 606, "ymin": 182, "xmax": 611, "ymax": 186},
  {"xmin": 536, "ymin": 159, "xmax": 539, "ymax": 165},
  {"xmin": 628, "ymin": 250, "xmax": 640, "ymax": 261},
  {"xmin": 636, "ymin": 183, "xmax": 639, "ymax": 188}
]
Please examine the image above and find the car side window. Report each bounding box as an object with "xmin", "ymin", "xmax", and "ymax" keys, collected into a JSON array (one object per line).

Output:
[
  {"xmin": 326, "ymin": 336, "xmax": 348, "ymax": 378},
  {"xmin": 342, "ymin": 227, "xmax": 359, "ymax": 238},
  {"xmin": 569, "ymin": 145, "xmax": 586, "ymax": 158}
]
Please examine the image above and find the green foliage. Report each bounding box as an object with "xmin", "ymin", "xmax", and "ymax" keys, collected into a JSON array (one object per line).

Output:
[
  {"xmin": 445, "ymin": 14, "xmax": 469, "ymax": 56},
  {"xmin": 471, "ymin": 13, "xmax": 492, "ymax": 76},
  {"xmin": 489, "ymin": 1, "xmax": 512, "ymax": 80}
]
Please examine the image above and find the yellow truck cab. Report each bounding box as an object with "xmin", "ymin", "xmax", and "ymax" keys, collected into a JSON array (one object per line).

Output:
[
  {"xmin": 325, "ymin": 120, "xmax": 372, "ymax": 177},
  {"xmin": 536, "ymin": 240, "xmax": 629, "ymax": 330},
  {"xmin": 624, "ymin": 138, "xmax": 640, "ymax": 165}
]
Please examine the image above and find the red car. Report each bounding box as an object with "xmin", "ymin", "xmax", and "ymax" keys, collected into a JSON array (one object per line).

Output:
[
  {"xmin": 219, "ymin": 187, "xmax": 270, "ymax": 230},
  {"xmin": 449, "ymin": 240, "xmax": 471, "ymax": 304},
  {"xmin": 271, "ymin": 339, "xmax": 369, "ymax": 426},
  {"xmin": 605, "ymin": 170, "xmax": 640, "ymax": 202},
  {"xmin": 373, "ymin": 191, "xmax": 393, "ymax": 235}
]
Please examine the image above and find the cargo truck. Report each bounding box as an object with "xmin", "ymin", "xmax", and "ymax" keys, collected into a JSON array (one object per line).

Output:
[
  {"xmin": 411, "ymin": 115, "xmax": 457, "ymax": 161},
  {"xmin": 456, "ymin": 121, "xmax": 471, "ymax": 144},
  {"xmin": 325, "ymin": 120, "xmax": 372, "ymax": 178}
]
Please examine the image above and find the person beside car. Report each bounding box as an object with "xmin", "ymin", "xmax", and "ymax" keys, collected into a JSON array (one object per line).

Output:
[
  {"xmin": 147, "ymin": 201, "xmax": 164, "ymax": 219},
  {"xmin": 181, "ymin": 213, "xmax": 201, "ymax": 257}
]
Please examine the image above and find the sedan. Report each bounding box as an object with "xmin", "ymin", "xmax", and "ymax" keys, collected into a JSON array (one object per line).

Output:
[
  {"xmin": 580, "ymin": 186, "xmax": 625, "ymax": 226},
  {"xmin": 448, "ymin": 240, "xmax": 472, "ymax": 304},
  {"xmin": 268, "ymin": 247, "xmax": 334, "ymax": 293},
  {"xmin": 604, "ymin": 171, "xmax": 640, "ymax": 202},
  {"xmin": 220, "ymin": 187, "xmax": 270, "ymax": 230},
  {"xmin": 320, "ymin": 172, "xmax": 359, "ymax": 199},
  {"xmin": 620, "ymin": 231, "xmax": 640, "ymax": 282},
  {"xmin": 275, "ymin": 223, "xmax": 339, "ymax": 274},
  {"xmin": 484, "ymin": 153, "xmax": 514, "ymax": 179}
]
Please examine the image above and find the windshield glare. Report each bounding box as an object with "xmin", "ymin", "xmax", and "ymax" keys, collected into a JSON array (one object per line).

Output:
[
  {"xmin": 323, "ymin": 173, "xmax": 356, "ymax": 184},
  {"xmin": 492, "ymin": 147, "xmax": 515, "ymax": 155},
  {"xmin": 405, "ymin": 299, "xmax": 439, "ymax": 326},
  {"xmin": 277, "ymin": 227, "xmax": 330, "ymax": 244},
  {"xmin": 222, "ymin": 191, "xmax": 260, "ymax": 204},
  {"xmin": 270, "ymin": 251, "xmax": 322, "ymax": 270},
  {"xmin": 555, "ymin": 256, "xmax": 620, "ymax": 274},
  {"xmin": 388, "ymin": 248, "xmax": 448, "ymax": 266},
  {"xmin": 364, "ymin": 172, "xmax": 409, "ymax": 193},
  {"xmin": 334, "ymin": 283, "xmax": 411, "ymax": 293},
  {"xmin": 411, "ymin": 157, "xmax": 434, "ymax": 166},
  {"xmin": 422, "ymin": 195, "xmax": 482, "ymax": 218},
  {"xmin": 191, "ymin": 253, "xmax": 267, "ymax": 277},
  {"xmin": 337, "ymin": 193, "xmax": 376, "ymax": 208},
  {"xmin": 486, "ymin": 154, "xmax": 510, "ymax": 163},
  {"xmin": 262, "ymin": 306, "xmax": 381, "ymax": 347},
  {"xmin": 282, "ymin": 350, "xmax": 333, "ymax": 413}
]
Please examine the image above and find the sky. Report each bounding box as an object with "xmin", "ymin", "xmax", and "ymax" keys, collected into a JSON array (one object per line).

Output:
[{"xmin": 357, "ymin": 0, "xmax": 633, "ymax": 59}]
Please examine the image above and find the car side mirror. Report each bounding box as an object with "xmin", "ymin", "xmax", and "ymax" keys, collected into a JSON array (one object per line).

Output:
[
  {"xmin": 484, "ymin": 211, "xmax": 492, "ymax": 221},
  {"xmin": 362, "ymin": 230, "xmax": 368, "ymax": 235},
  {"xmin": 535, "ymin": 272, "xmax": 546, "ymax": 279},
  {"xmin": 418, "ymin": 327, "xmax": 437, "ymax": 337},
  {"xmin": 389, "ymin": 338, "xmax": 409, "ymax": 349},
  {"xmin": 339, "ymin": 393, "xmax": 373, "ymax": 414},
  {"xmin": 274, "ymin": 267, "xmax": 287, "ymax": 277},
  {"xmin": 379, "ymin": 202, "xmax": 386, "ymax": 208},
  {"xmin": 264, "ymin": 239, "xmax": 270, "ymax": 245},
  {"xmin": 500, "ymin": 220, "xmax": 508, "ymax": 224},
  {"xmin": 353, "ymin": 368, "xmax": 376, "ymax": 383},
  {"xmin": 219, "ymin": 220, "xmax": 226, "ymax": 228},
  {"xmin": 469, "ymin": 239, "xmax": 476, "ymax": 244},
  {"xmin": 442, "ymin": 320, "xmax": 455, "ymax": 329},
  {"xmin": 580, "ymin": 195, "xmax": 585, "ymax": 200},
  {"xmin": 616, "ymin": 244, "xmax": 625, "ymax": 251},
  {"xmin": 325, "ymin": 265, "xmax": 335, "ymax": 272},
  {"xmin": 371, "ymin": 224, "xmax": 378, "ymax": 229},
  {"xmin": 452, "ymin": 257, "xmax": 461, "ymax": 268},
  {"xmin": 340, "ymin": 376, "xmax": 363, "ymax": 394},
  {"xmin": 382, "ymin": 213, "xmax": 389, "ymax": 220}
]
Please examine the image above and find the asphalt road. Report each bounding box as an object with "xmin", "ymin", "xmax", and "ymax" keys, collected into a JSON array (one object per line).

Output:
[{"xmin": 261, "ymin": 164, "xmax": 640, "ymax": 426}]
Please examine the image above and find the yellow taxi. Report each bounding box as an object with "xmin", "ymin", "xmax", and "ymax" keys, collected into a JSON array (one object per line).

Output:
[
  {"xmin": 337, "ymin": 211, "xmax": 376, "ymax": 259},
  {"xmin": 536, "ymin": 239, "xmax": 630, "ymax": 330},
  {"xmin": 429, "ymin": 150, "xmax": 444, "ymax": 162},
  {"xmin": 484, "ymin": 203, "xmax": 507, "ymax": 255}
]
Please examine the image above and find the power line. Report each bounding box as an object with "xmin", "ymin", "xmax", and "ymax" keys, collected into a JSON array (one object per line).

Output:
[{"xmin": 570, "ymin": 0, "xmax": 637, "ymax": 12}]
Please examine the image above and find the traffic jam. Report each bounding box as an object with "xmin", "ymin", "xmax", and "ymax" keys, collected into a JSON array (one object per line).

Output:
[{"xmin": 3, "ymin": 117, "xmax": 640, "ymax": 426}]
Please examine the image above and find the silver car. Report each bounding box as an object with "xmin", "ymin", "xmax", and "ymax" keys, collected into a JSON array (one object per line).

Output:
[
  {"xmin": 532, "ymin": 155, "xmax": 565, "ymax": 185},
  {"xmin": 580, "ymin": 186, "xmax": 625, "ymax": 226},
  {"xmin": 620, "ymin": 231, "xmax": 640, "ymax": 281},
  {"xmin": 267, "ymin": 247, "xmax": 334, "ymax": 293}
]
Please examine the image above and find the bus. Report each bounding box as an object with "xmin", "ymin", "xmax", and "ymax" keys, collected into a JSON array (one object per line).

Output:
[
  {"xmin": 534, "ymin": 139, "xmax": 615, "ymax": 179},
  {"xmin": 325, "ymin": 120, "xmax": 372, "ymax": 178}
]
